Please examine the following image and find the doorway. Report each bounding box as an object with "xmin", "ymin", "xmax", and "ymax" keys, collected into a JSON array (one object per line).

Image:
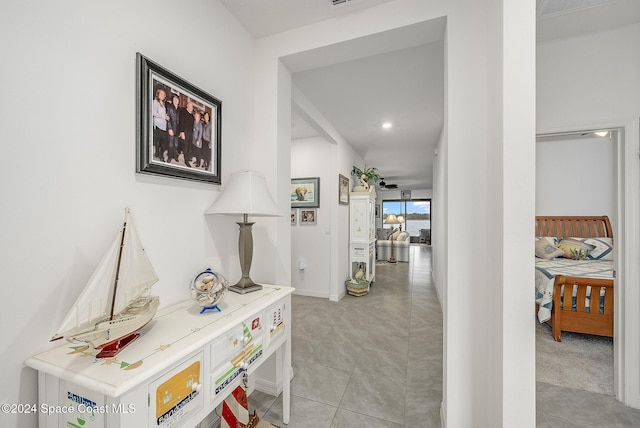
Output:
[{"xmin": 535, "ymin": 128, "xmax": 618, "ymax": 395}]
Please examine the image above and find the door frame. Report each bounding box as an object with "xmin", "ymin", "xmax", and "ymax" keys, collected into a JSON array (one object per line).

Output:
[{"xmin": 536, "ymin": 118, "xmax": 640, "ymax": 408}]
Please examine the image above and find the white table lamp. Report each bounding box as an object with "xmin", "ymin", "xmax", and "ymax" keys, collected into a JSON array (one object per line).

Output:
[{"xmin": 205, "ymin": 171, "xmax": 281, "ymax": 294}]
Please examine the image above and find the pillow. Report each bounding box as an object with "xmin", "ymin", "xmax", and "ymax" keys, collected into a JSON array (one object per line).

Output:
[
  {"xmin": 569, "ymin": 237, "xmax": 614, "ymax": 260},
  {"xmin": 397, "ymin": 232, "xmax": 409, "ymax": 242},
  {"xmin": 376, "ymin": 228, "xmax": 391, "ymax": 240},
  {"xmin": 535, "ymin": 238, "xmax": 564, "ymax": 259},
  {"xmin": 557, "ymin": 238, "xmax": 596, "ymax": 260},
  {"xmin": 537, "ymin": 236, "xmax": 559, "ymax": 246},
  {"xmin": 391, "ymin": 230, "xmax": 401, "ymax": 241}
]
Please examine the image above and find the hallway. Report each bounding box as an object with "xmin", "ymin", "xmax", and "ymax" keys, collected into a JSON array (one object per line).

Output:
[
  {"xmin": 253, "ymin": 244, "xmax": 441, "ymax": 427},
  {"xmin": 248, "ymin": 245, "xmax": 640, "ymax": 427}
]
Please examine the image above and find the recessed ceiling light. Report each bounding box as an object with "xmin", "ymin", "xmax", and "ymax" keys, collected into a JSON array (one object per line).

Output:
[{"xmin": 382, "ymin": 122, "xmax": 392, "ymax": 129}]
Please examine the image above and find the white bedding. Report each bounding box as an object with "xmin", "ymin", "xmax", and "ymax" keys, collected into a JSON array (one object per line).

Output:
[{"xmin": 535, "ymin": 258, "xmax": 614, "ymax": 323}]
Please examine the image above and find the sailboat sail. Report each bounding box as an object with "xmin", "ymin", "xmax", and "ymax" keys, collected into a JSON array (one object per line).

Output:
[
  {"xmin": 111, "ymin": 214, "xmax": 158, "ymax": 315},
  {"xmin": 52, "ymin": 210, "xmax": 159, "ymax": 339}
]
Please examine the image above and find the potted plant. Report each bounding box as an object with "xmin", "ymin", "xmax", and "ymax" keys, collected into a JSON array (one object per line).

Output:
[{"xmin": 351, "ymin": 165, "xmax": 380, "ymax": 191}]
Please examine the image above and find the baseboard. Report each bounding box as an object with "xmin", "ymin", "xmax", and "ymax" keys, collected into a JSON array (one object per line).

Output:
[
  {"xmin": 292, "ymin": 289, "xmax": 329, "ymax": 299},
  {"xmin": 254, "ymin": 376, "xmax": 281, "ymax": 396}
]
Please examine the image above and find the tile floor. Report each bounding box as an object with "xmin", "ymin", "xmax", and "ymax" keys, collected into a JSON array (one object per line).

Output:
[{"xmin": 247, "ymin": 245, "xmax": 640, "ymax": 427}]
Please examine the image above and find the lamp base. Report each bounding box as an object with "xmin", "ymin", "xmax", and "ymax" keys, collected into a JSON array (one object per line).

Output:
[
  {"xmin": 388, "ymin": 239, "xmax": 397, "ymax": 264},
  {"xmin": 229, "ymin": 276, "xmax": 263, "ymax": 294}
]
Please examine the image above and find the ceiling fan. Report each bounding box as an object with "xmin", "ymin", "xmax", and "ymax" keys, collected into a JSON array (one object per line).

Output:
[{"xmin": 378, "ymin": 178, "xmax": 398, "ymax": 189}]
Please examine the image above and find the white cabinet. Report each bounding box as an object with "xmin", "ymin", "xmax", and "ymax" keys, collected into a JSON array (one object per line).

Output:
[
  {"xmin": 25, "ymin": 285, "xmax": 293, "ymax": 428},
  {"xmin": 349, "ymin": 188, "xmax": 376, "ymax": 286}
]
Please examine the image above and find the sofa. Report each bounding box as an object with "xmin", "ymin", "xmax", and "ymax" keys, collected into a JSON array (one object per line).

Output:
[{"xmin": 376, "ymin": 229, "xmax": 411, "ymax": 262}]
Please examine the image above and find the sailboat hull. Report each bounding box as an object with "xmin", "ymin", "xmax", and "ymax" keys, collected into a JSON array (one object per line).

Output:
[{"xmin": 66, "ymin": 296, "xmax": 160, "ymax": 353}]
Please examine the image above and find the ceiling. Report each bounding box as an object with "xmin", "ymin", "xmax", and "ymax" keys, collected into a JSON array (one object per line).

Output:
[{"xmin": 221, "ymin": 0, "xmax": 640, "ymax": 191}]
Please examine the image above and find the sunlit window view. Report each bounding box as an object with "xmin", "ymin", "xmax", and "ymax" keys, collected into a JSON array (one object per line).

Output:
[{"xmin": 382, "ymin": 199, "xmax": 431, "ymax": 240}]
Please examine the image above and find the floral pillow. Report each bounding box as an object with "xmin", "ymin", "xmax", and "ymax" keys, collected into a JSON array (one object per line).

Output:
[
  {"xmin": 376, "ymin": 228, "xmax": 391, "ymax": 240},
  {"xmin": 535, "ymin": 237, "xmax": 564, "ymax": 259},
  {"xmin": 557, "ymin": 238, "xmax": 596, "ymax": 260},
  {"xmin": 569, "ymin": 237, "xmax": 614, "ymax": 260}
]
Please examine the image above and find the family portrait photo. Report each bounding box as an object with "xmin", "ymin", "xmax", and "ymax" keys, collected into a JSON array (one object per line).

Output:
[{"xmin": 137, "ymin": 53, "xmax": 222, "ymax": 184}]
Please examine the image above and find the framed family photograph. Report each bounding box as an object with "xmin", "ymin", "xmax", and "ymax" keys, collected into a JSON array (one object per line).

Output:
[
  {"xmin": 300, "ymin": 209, "xmax": 317, "ymax": 225},
  {"xmin": 338, "ymin": 174, "xmax": 349, "ymax": 205},
  {"xmin": 290, "ymin": 177, "xmax": 320, "ymax": 208},
  {"xmin": 136, "ymin": 53, "xmax": 222, "ymax": 184}
]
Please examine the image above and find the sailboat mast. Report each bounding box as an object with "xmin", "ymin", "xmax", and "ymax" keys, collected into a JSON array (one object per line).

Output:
[{"xmin": 109, "ymin": 214, "xmax": 128, "ymax": 320}]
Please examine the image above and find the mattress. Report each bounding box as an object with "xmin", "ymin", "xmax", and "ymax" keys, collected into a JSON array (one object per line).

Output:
[{"xmin": 535, "ymin": 258, "xmax": 614, "ymax": 323}]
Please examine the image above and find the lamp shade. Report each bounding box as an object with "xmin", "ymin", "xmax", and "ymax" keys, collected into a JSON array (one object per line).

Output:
[
  {"xmin": 205, "ymin": 171, "xmax": 281, "ymax": 217},
  {"xmin": 384, "ymin": 214, "xmax": 400, "ymax": 225},
  {"xmin": 397, "ymin": 216, "xmax": 405, "ymax": 224}
]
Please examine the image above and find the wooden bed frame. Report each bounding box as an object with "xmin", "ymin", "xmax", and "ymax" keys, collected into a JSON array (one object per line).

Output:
[{"xmin": 535, "ymin": 215, "xmax": 614, "ymax": 341}]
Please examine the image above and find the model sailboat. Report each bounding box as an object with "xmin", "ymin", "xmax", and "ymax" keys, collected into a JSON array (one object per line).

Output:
[{"xmin": 51, "ymin": 209, "xmax": 160, "ymax": 358}]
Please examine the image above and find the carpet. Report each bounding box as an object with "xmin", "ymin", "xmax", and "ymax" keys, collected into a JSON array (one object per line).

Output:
[{"xmin": 536, "ymin": 321, "xmax": 613, "ymax": 395}]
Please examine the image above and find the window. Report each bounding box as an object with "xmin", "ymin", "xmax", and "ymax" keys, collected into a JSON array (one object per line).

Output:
[{"xmin": 382, "ymin": 199, "xmax": 431, "ymax": 239}]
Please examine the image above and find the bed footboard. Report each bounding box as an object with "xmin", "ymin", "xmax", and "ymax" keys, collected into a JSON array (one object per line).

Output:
[{"xmin": 551, "ymin": 275, "xmax": 614, "ymax": 341}]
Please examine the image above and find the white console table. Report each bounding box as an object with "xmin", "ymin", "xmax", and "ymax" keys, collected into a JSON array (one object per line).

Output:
[{"xmin": 25, "ymin": 285, "xmax": 293, "ymax": 428}]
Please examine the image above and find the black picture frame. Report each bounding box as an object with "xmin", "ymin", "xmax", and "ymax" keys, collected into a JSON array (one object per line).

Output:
[{"xmin": 136, "ymin": 53, "xmax": 222, "ymax": 184}]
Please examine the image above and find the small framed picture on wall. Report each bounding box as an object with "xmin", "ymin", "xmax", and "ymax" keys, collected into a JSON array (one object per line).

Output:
[
  {"xmin": 291, "ymin": 177, "xmax": 320, "ymax": 208},
  {"xmin": 300, "ymin": 209, "xmax": 317, "ymax": 225},
  {"xmin": 338, "ymin": 174, "xmax": 349, "ymax": 205}
]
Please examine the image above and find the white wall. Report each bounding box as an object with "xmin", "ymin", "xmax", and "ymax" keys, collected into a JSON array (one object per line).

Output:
[
  {"xmin": 290, "ymin": 136, "xmax": 362, "ymax": 300},
  {"xmin": 290, "ymin": 138, "xmax": 332, "ymax": 297},
  {"xmin": 290, "ymin": 83, "xmax": 363, "ymax": 301},
  {"xmin": 536, "ymin": 136, "xmax": 615, "ymax": 219},
  {"xmin": 255, "ymin": 0, "xmax": 536, "ymax": 426},
  {"xmin": 0, "ymin": 1, "xmax": 256, "ymax": 426},
  {"xmin": 433, "ymin": 128, "xmax": 447, "ymax": 306},
  {"xmin": 537, "ymin": 23, "xmax": 640, "ymax": 131}
]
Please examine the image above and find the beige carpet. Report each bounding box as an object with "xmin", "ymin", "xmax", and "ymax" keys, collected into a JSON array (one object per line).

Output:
[{"xmin": 536, "ymin": 321, "xmax": 614, "ymax": 395}]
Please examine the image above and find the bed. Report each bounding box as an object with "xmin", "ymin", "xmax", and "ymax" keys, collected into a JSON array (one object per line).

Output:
[{"xmin": 535, "ymin": 216, "xmax": 615, "ymax": 342}]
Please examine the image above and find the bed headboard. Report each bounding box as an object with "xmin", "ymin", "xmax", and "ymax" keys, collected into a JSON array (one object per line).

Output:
[{"xmin": 535, "ymin": 216, "xmax": 613, "ymax": 238}]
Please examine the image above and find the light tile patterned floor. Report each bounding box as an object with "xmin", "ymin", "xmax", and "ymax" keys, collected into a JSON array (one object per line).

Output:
[{"xmin": 247, "ymin": 245, "xmax": 640, "ymax": 427}]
